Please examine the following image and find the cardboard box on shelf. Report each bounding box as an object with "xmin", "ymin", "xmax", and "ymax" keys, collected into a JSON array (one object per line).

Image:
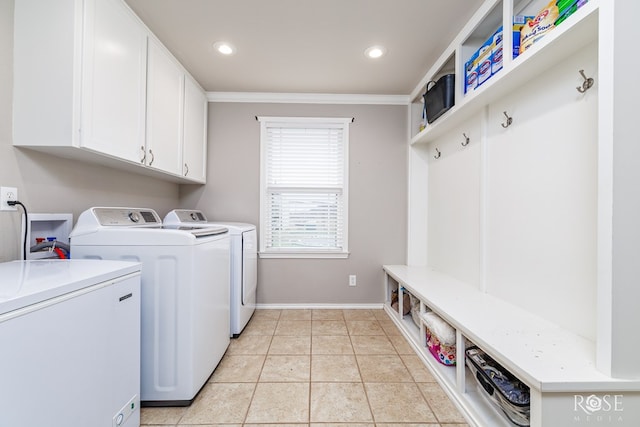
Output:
[
  {"xmin": 464, "ymin": 15, "xmax": 532, "ymax": 95},
  {"xmin": 520, "ymin": 0, "xmax": 560, "ymax": 54}
]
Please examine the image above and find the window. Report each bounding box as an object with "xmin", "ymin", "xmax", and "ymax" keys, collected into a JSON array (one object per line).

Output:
[{"xmin": 258, "ymin": 116, "xmax": 350, "ymax": 258}]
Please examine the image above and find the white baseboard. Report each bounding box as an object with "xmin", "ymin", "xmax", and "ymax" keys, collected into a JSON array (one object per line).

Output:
[{"xmin": 255, "ymin": 303, "xmax": 384, "ymax": 310}]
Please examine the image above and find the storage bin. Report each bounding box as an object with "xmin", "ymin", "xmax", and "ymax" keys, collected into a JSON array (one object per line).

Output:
[
  {"xmin": 408, "ymin": 292, "xmax": 421, "ymax": 327},
  {"xmin": 423, "ymin": 74, "xmax": 455, "ymax": 123},
  {"xmin": 422, "ymin": 311, "xmax": 456, "ymax": 366},
  {"xmin": 390, "ymin": 288, "xmax": 411, "ymax": 315},
  {"xmin": 465, "ymin": 346, "xmax": 530, "ymax": 426}
]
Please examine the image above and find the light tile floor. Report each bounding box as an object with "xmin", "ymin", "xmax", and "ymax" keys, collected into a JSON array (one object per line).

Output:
[{"xmin": 141, "ymin": 308, "xmax": 469, "ymax": 427}]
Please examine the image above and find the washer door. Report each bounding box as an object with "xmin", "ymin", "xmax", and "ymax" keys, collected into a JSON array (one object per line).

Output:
[{"xmin": 241, "ymin": 229, "xmax": 257, "ymax": 306}]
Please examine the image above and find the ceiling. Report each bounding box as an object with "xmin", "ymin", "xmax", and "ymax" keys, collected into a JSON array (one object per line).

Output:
[{"xmin": 124, "ymin": 0, "xmax": 486, "ymax": 96}]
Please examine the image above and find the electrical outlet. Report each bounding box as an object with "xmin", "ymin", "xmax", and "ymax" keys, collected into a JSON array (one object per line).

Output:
[
  {"xmin": 349, "ymin": 274, "xmax": 357, "ymax": 287},
  {"xmin": 1, "ymin": 187, "xmax": 18, "ymax": 211}
]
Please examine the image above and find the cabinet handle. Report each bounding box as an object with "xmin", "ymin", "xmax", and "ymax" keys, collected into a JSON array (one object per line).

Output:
[
  {"xmin": 140, "ymin": 146, "xmax": 146, "ymax": 164},
  {"xmin": 148, "ymin": 149, "xmax": 154, "ymax": 166},
  {"xmin": 184, "ymin": 163, "xmax": 189, "ymax": 176}
]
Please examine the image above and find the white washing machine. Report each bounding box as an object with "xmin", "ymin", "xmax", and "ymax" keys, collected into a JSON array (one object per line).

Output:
[
  {"xmin": 164, "ymin": 209, "xmax": 257, "ymax": 337},
  {"xmin": 70, "ymin": 207, "xmax": 230, "ymax": 406}
]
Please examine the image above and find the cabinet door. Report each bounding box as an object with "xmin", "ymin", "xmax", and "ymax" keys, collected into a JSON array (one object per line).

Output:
[
  {"xmin": 146, "ymin": 37, "xmax": 184, "ymax": 175},
  {"xmin": 80, "ymin": 0, "xmax": 147, "ymax": 163},
  {"xmin": 182, "ymin": 76, "xmax": 208, "ymax": 183}
]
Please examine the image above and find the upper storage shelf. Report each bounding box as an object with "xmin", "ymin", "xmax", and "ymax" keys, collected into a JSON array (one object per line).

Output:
[{"xmin": 410, "ymin": 0, "xmax": 599, "ymax": 145}]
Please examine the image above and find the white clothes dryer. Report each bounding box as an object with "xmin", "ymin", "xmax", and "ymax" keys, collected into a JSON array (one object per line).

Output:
[
  {"xmin": 70, "ymin": 207, "xmax": 230, "ymax": 406},
  {"xmin": 164, "ymin": 209, "xmax": 257, "ymax": 337}
]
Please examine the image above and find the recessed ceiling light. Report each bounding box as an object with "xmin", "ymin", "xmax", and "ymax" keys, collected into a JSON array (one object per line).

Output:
[
  {"xmin": 213, "ymin": 41, "xmax": 235, "ymax": 55},
  {"xmin": 364, "ymin": 45, "xmax": 386, "ymax": 59}
]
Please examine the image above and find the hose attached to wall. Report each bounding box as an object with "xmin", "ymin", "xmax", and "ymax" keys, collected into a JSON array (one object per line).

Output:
[{"xmin": 30, "ymin": 241, "xmax": 71, "ymax": 259}]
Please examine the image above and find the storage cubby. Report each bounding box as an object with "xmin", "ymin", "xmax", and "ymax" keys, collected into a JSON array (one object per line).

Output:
[
  {"xmin": 397, "ymin": 287, "xmax": 419, "ymax": 340},
  {"xmin": 460, "ymin": 0, "xmax": 503, "ymax": 96},
  {"xmin": 26, "ymin": 213, "xmax": 73, "ymax": 260},
  {"xmin": 513, "ymin": 0, "xmax": 550, "ymax": 18},
  {"xmin": 386, "ymin": 275, "xmax": 399, "ymax": 307},
  {"xmin": 410, "ymin": 53, "xmax": 457, "ymax": 139}
]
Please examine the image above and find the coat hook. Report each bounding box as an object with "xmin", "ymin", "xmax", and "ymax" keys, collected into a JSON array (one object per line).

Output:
[
  {"xmin": 501, "ymin": 111, "xmax": 513, "ymax": 128},
  {"xmin": 576, "ymin": 69, "xmax": 594, "ymax": 93},
  {"xmin": 461, "ymin": 133, "xmax": 470, "ymax": 147},
  {"xmin": 434, "ymin": 148, "xmax": 441, "ymax": 159}
]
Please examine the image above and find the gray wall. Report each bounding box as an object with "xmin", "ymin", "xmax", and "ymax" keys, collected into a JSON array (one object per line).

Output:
[
  {"xmin": 181, "ymin": 102, "xmax": 407, "ymax": 305},
  {"xmin": 0, "ymin": 0, "xmax": 180, "ymax": 262},
  {"xmin": 2, "ymin": 0, "xmax": 408, "ymax": 305}
]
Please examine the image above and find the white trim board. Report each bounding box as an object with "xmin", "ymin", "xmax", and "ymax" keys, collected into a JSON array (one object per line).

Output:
[
  {"xmin": 207, "ymin": 91, "xmax": 409, "ymax": 105},
  {"xmin": 255, "ymin": 303, "xmax": 385, "ymax": 310}
]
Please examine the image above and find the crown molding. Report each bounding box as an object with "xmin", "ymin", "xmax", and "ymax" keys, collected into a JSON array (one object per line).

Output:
[{"xmin": 206, "ymin": 91, "xmax": 409, "ymax": 105}]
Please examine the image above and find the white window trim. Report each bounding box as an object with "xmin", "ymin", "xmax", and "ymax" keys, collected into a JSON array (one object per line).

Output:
[{"xmin": 258, "ymin": 116, "xmax": 350, "ymax": 259}]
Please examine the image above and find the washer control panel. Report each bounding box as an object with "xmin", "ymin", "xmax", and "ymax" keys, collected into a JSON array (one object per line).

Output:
[{"xmin": 92, "ymin": 208, "xmax": 161, "ymax": 227}]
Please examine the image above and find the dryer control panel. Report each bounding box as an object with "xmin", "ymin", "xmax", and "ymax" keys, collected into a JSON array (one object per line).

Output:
[{"xmin": 164, "ymin": 209, "xmax": 208, "ymax": 224}]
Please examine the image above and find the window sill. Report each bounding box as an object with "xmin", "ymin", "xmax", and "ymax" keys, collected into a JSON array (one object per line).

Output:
[{"xmin": 259, "ymin": 251, "xmax": 350, "ymax": 259}]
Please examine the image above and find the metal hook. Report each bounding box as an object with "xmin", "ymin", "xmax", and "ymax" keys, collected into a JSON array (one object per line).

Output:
[
  {"xmin": 576, "ymin": 69, "xmax": 594, "ymax": 93},
  {"xmin": 461, "ymin": 133, "xmax": 470, "ymax": 147},
  {"xmin": 501, "ymin": 111, "xmax": 513, "ymax": 128},
  {"xmin": 434, "ymin": 148, "xmax": 441, "ymax": 159}
]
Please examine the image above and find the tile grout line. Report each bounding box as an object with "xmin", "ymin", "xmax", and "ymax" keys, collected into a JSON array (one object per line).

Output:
[
  {"xmin": 243, "ymin": 309, "xmax": 281, "ymax": 425},
  {"xmin": 241, "ymin": 332, "xmax": 273, "ymax": 425}
]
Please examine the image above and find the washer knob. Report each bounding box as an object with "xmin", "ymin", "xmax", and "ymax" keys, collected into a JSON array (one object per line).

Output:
[
  {"xmin": 128, "ymin": 212, "xmax": 140, "ymax": 223},
  {"xmin": 190, "ymin": 212, "xmax": 198, "ymax": 221}
]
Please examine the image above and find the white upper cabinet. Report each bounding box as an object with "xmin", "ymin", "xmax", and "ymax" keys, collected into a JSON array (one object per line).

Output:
[
  {"xmin": 13, "ymin": 0, "xmax": 207, "ymax": 184},
  {"xmin": 182, "ymin": 76, "xmax": 208, "ymax": 183},
  {"xmin": 79, "ymin": 0, "xmax": 147, "ymax": 162},
  {"xmin": 145, "ymin": 37, "xmax": 184, "ymax": 176}
]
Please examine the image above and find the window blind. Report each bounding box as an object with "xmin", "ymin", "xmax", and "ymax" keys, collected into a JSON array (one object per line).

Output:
[{"xmin": 259, "ymin": 117, "xmax": 349, "ymax": 255}]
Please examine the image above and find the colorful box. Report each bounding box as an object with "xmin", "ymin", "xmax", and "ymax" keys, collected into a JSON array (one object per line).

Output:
[
  {"xmin": 423, "ymin": 311, "xmax": 457, "ymax": 366},
  {"xmin": 464, "ymin": 50, "xmax": 479, "ymax": 94},
  {"xmin": 491, "ymin": 27, "xmax": 504, "ymax": 75},
  {"xmin": 520, "ymin": 0, "xmax": 560, "ymax": 54},
  {"xmin": 512, "ymin": 15, "xmax": 532, "ymax": 58},
  {"xmin": 464, "ymin": 16, "xmax": 532, "ymax": 94},
  {"xmin": 555, "ymin": 0, "xmax": 589, "ymax": 26},
  {"xmin": 476, "ymin": 38, "xmax": 494, "ymax": 87}
]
